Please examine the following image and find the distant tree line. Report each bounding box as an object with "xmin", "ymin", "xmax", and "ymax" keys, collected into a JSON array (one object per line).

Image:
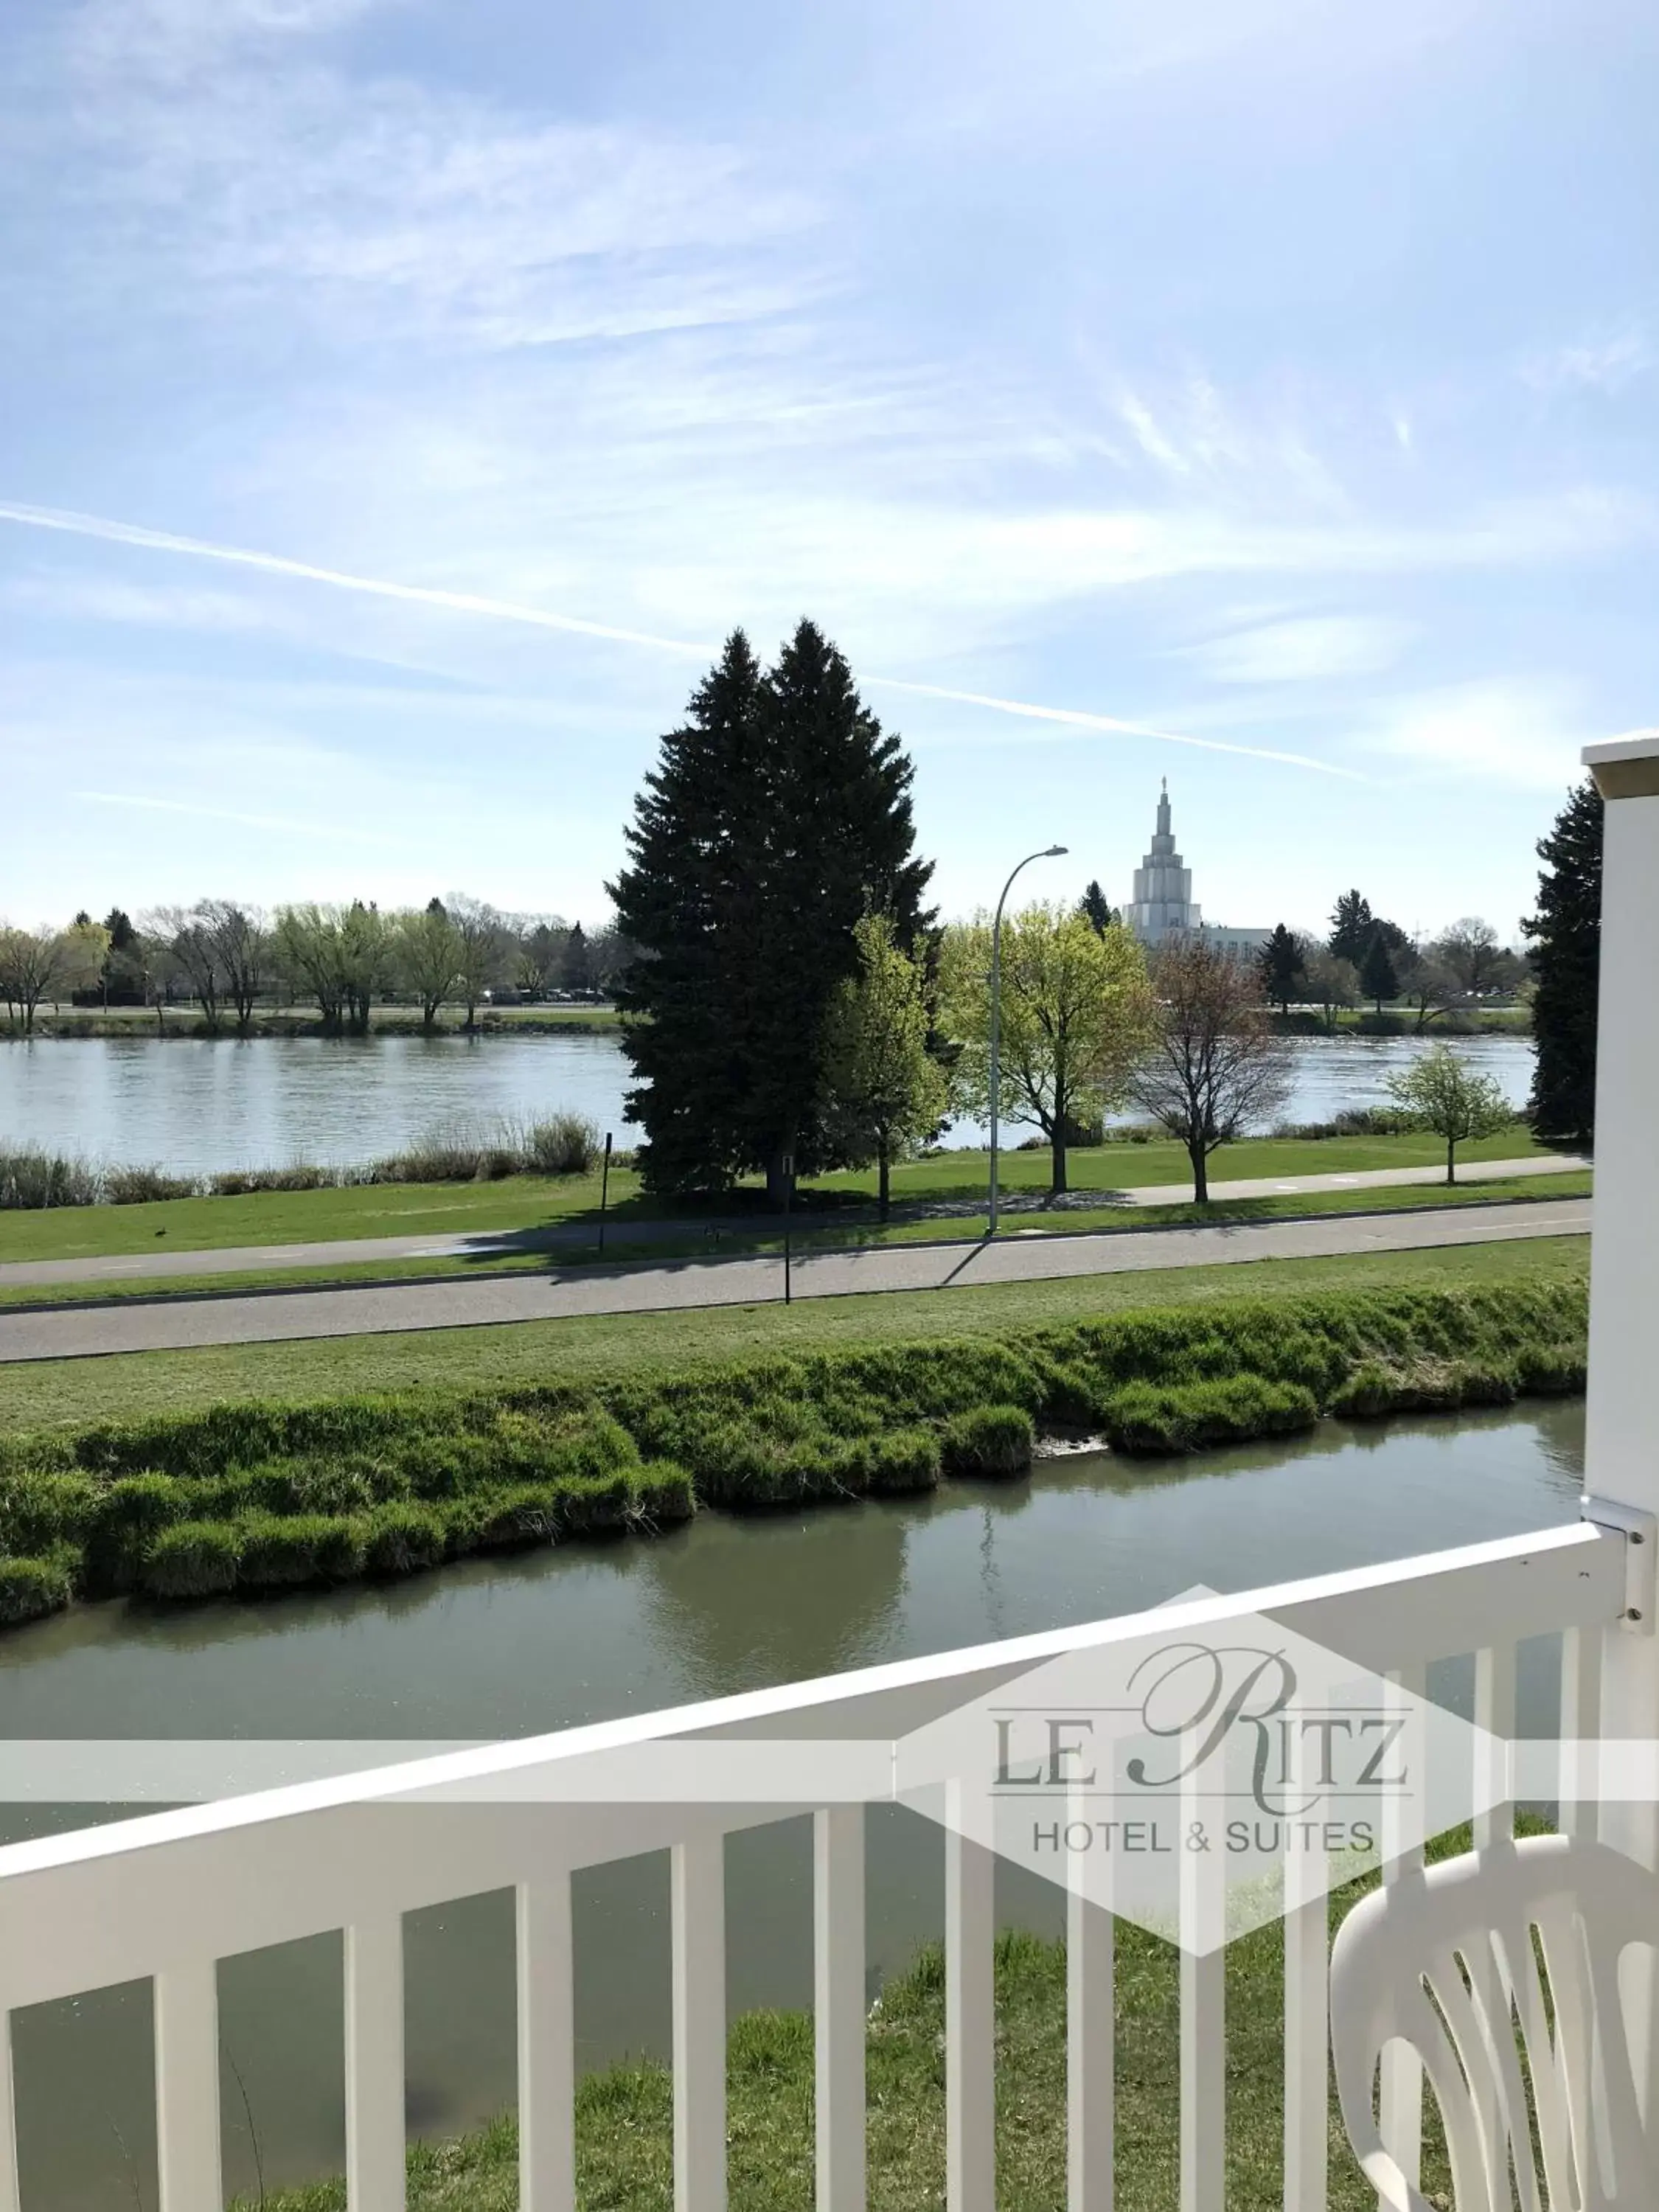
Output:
[
  {"xmin": 0, "ymin": 898, "xmax": 636, "ymax": 1034},
  {"xmin": 1253, "ymin": 899, "xmax": 1532, "ymax": 1027}
]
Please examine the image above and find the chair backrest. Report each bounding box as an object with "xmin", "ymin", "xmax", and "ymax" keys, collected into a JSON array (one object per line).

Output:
[{"xmin": 1329, "ymin": 1834, "xmax": 1659, "ymax": 2211}]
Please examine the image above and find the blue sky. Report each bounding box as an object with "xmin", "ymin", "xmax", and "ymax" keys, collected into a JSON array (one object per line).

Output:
[{"xmin": 1, "ymin": 0, "xmax": 1654, "ymax": 943}]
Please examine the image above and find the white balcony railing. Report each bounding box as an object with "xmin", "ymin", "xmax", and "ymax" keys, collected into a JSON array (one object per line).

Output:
[{"xmin": 0, "ymin": 1516, "xmax": 1632, "ymax": 2212}]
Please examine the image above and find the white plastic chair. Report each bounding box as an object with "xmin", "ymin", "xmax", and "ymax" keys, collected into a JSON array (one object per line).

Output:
[{"xmin": 1330, "ymin": 1834, "xmax": 1659, "ymax": 2210}]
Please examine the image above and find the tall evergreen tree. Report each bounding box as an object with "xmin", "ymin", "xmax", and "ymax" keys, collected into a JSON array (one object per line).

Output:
[
  {"xmin": 609, "ymin": 622, "xmax": 934, "ymax": 1197},
  {"xmin": 1257, "ymin": 924, "xmax": 1306, "ymax": 1015},
  {"xmin": 1522, "ymin": 779, "xmax": 1602, "ymax": 1144},
  {"xmin": 1360, "ymin": 932, "xmax": 1398, "ymax": 1012},
  {"xmin": 742, "ymin": 620, "xmax": 934, "ymax": 1196},
  {"xmin": 608, "ymin": 631, "xmax": 765, "ymax": 1192},
  {"xmin": 1329, "ymin": 889, "xmax": 1374, "ymax": 965},
  {"xmin": 1077, "ymin": 880, "xmax": 1116, "ymax": 936}
]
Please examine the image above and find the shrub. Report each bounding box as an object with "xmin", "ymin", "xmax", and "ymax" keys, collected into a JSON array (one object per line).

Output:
[
  {"xmin": 362, "ymin": 1503, "xmax": 448, "ymax": 1577},
  {"xmin": 556, "ymin": 1472, "xmax": 632, "ymax": 1535},
  {"xmin": 457, "ymin": 1486, "xmax": 561, "ymax": 1551},
  {"xmin": 87, "ymin": 1472, "xmax": 197, "ymax": 1589},
  {"xmin": 105, "ymin": 1165, "xmax": 200, "ymax": 1204},
  {"xmin": 238, "ymin": 1514, "xmax": 366, "ymax": 1587},
  {"xmin": 0, "ymin": 1471, "xmax": 99, "ymax": 1554},
  {"xmin": 941, "ymin": 1405, "xmax": 1035, "ymax": 1480},
  {"xmin": 209, "ymin": 1163, "xmax": 333, "ymax": 1196},
  {"xmin": 1104, "ymin": 1377, "xmax": 1319, "ymax": 1455},
  {"xmin": 1327, "ymin": 1360, "xmax": 1399, "ymax": 1419},
  {"xmin": 142, "ymin": 1521, "xmax": 243, "ymax": 1599},
  {"xmin": 1514, "ymin": 1345, "xmax": 1587, "ymax": 1397},
  {"xmin": 526, "ymin": 1113, "xmax": 600, "ymax": 1176},
  {"xmin": 631, "ymin": 1462, "xmax": 695, "ymax": 1526},
  {"xmin": 0, "ymin": 1148, "xmax": 100, "ymax": 1209},
  {"xmin": 0, "ymin": 1548, "xmax": 76, "ymax": 1624},
  {"xmin": 866, "ymin": 1427, "xmax": 942, "ymax": 1495}
]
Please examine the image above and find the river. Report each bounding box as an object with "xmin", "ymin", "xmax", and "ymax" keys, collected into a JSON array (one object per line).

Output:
[
  {"xmin": 2, "ymin": 1399, "xmax": 1581, "ymax": 2206},
  {"xmin": 0, "ymin": 1032, "xmax": 1535, "ymax": 1179}
]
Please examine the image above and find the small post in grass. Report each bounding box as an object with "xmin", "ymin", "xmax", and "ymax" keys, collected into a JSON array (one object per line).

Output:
[
  {"xmin": 782, "ymin": 1150, "xmax": 795, "ymax": 1304},
  {"xmin": 598, "ymin": 1131, "xmax": 613, "ymax": 1256}
]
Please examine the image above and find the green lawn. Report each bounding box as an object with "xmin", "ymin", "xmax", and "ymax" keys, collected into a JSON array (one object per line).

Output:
[
  {"xmin": 0, "ymin": 1234, "xmax": 1590, "ymax": 1433},
  {"xmin": 0, "ymin": 1169, "xmax": 1590, "ymax": 1312},
  {"xmin": 0, "ymin": 1130, "xmax": 1564, "ymax": 1266},
  {"xmin": 247, "ymin": 1827, "xmax": 1498, "ymax": 2212}
]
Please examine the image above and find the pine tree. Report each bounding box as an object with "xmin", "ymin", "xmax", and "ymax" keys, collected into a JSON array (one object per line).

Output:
[
  {"xmin": 740, "ymin": 620, "xmax": 934, "ymax": 1197},
  {"xmin": 609, "ymin": 622, "xmax": 934, "ymax": 1197},
  {"xmin": 1522, "ymin": 779, "xmax": 1602, "ymax": 1144},
  {"xmin": 1257, "ymin": 924, "xmax": 1306, "ymax": 1015},
  {"xmin": 1360, "ymin": 932, "xmax": 1398, "ymax": 1012},
  {"xmin": 608, "ymin": 631, "xmax": 765, "ymax": 1193},
  {"xmin": 1329, "ymin": 889, "xmax": 1374, "ymax": 965},
  {"xmin": 1078, "ymin": 880, "xmax": 1116, "ymax": 936}
]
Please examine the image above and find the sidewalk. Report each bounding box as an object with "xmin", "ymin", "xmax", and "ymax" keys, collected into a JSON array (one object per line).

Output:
[
  {"xmin": 0, "ymin": 1197, "xmax": 1594, "ymax": 1364},
  {"xmin": 0, "ymin": 1150, "xmax": 1588, "ymax": 1291}
]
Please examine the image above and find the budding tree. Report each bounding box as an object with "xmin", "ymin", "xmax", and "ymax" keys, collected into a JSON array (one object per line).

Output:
[{"xmin": 1130, "ymin": 940, "xmax": 1291, "ymax": 1202}]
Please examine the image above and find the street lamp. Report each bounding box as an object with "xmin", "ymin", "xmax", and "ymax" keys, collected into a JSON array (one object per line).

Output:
[{"xmin": 987, "ymin": 844, "xmax": 1068, "ymax": 1237}]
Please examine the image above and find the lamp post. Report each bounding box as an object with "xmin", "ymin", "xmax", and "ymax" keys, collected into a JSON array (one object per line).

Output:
[{"xmin": 987, "ymin": 844, "xmax": 1068, "ymax": 1237}]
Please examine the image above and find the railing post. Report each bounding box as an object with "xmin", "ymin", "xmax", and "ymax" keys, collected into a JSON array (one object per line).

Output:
[
  {"xmin": 672, "ymin": 1835, "xmax": 727, "ymax": 2212},
  {"xmin": 814, "ymin": 1806, "xmax": 867, "ymax": 2212},
  {"xmin": 153, "ymin": 1962, "xmax": 223, "ymax": 2212},
  {"xmin": 345, "ymin": 1916, "xmax": 406, "ymax": 2212},
  {"xmin": 945, "ymin": 1798, "xmax": 996, "ymax": 2212},
  {"xmin": 0, "ymin": 2008, "xmax": 19, "ymax": 2212},
  {"xmin": 1582, "ymin": 731, "xmax": 1659, "ymax": 2112},
  {"xmin": 517, "ymin": 1876, "xmax": 576, "ymax": 2212}
]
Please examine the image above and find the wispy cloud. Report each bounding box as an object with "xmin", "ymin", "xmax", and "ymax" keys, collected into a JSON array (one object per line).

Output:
[
  {"xmin": 1175, "ymin": 614, "xmax": 1414, "ymax": 685},
  {"xmin": 1520, "ymin": 327, "xmax": 1653, "ymax": 397},
  {"xmin": 1363, "ymin": 680, "xmax": 1591, "ymax": 791},
  {"xmin": 0, "ymin": 498, "xmax": 1357, "ymax": 776},
  {"xmin": 74, "ymin": 789, "xmax": 406, "ymax": 845}
]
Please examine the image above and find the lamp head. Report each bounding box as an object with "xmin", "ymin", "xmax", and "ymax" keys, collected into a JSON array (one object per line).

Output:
[{"xmin": 1046, "ymin": 844, "xmax": 1068, "ymax": 857}]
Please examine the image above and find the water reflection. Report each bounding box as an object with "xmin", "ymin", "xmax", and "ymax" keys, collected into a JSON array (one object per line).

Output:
[{"xmin": 4, "ymin": 1401, "xmax": 1583, "ymax": 2205}]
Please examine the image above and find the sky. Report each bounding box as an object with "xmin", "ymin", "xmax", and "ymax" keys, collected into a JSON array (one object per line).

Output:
[{"xmin": 1, "ymin": 0, "xmax": 1655, "ymax": 945}]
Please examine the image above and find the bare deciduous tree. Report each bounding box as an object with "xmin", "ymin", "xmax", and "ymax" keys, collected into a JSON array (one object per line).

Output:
[
  {"xmin": 0, "ymin": 921, "xmax": 108, "ymax": 1034},
  {"xmin": 1130, "ymin": 940, "xmax": 1291, "ymax": 1202},
  {"xmin": 197, "ymin": 901, "xmax": 268, "ymax": 1027}
]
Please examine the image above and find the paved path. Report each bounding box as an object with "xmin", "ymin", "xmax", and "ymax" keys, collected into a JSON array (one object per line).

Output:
[
  {"xmin": 0, "ymin": 1152, "xmax": 1588, "ymax": 1291},
  {"xmin": 0, "ymin": 1198, "xmax": 1592, "ymax": 1364}
]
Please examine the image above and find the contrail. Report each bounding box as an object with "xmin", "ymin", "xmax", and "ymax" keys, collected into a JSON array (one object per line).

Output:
[
  {"xmin": 0, "ymin": 498, "xmax": 1354, "ymax": 777},
  {"xmin": 869, "ymin": 676, "xmax": 1361, "ymax": 777},
  {"xmin": 0, "ymin": 501, "xmax": 714, "ymax": 660}
]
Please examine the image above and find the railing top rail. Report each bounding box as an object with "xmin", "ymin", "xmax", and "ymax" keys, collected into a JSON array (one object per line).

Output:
[{"xmin": 0, "ymin": 1519, "xmax": 1620, "ymax": 1888}]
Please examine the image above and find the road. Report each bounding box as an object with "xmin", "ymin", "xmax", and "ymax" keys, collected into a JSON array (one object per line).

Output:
[
  {"xmin": 0, "ymin": 1197, "xmax": 1592, "ymax": 1363},
  {"xmin": 0, "ymin": 1152, "xmax": 1588, "ymax": 1291}
]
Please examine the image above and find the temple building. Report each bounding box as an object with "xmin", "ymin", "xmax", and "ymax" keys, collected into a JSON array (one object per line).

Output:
[{"xmin": 1123, "ymin": 780, "xmax": 1272, "ymax": 960}]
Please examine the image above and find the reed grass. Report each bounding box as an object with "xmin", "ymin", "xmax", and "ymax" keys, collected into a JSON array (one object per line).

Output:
[
  {"xmin": 0, "ymin": 1279, "xmax": 1587, "ymax": 1629},
  {"xmin": 0, "ymin": 1113, "xmax": 604, "ymax": 1210}
]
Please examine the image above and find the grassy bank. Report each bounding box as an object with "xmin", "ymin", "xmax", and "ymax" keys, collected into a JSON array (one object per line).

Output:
[
  {"xmin": 0, "ymin": 1130, "xmax": 1560, "ymax": 1262},
  {"xmin": 243, "ymin": 1832, "xmax": 1484, "ymax": 2212},
  {"xmin": 0, "ymin": 1237, "xmax": 1589, "ymax": 1433},
  {"xmin": 0, "ymin": 1272, "xmax": 1586, "ymax": 1627}
]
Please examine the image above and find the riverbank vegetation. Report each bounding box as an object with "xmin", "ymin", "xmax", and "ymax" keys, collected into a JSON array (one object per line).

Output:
[
  {"xmin": 0, "ymin": 1274, "xmax": 1587, "ymax": 1626},
  {"xmin": 1, "ymin": 1114, "xmax": 602, "ymax": 1211},
  {"xmin": 0, "ymin": 1237, "xmax": 1588, "ymax": 1433}
]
